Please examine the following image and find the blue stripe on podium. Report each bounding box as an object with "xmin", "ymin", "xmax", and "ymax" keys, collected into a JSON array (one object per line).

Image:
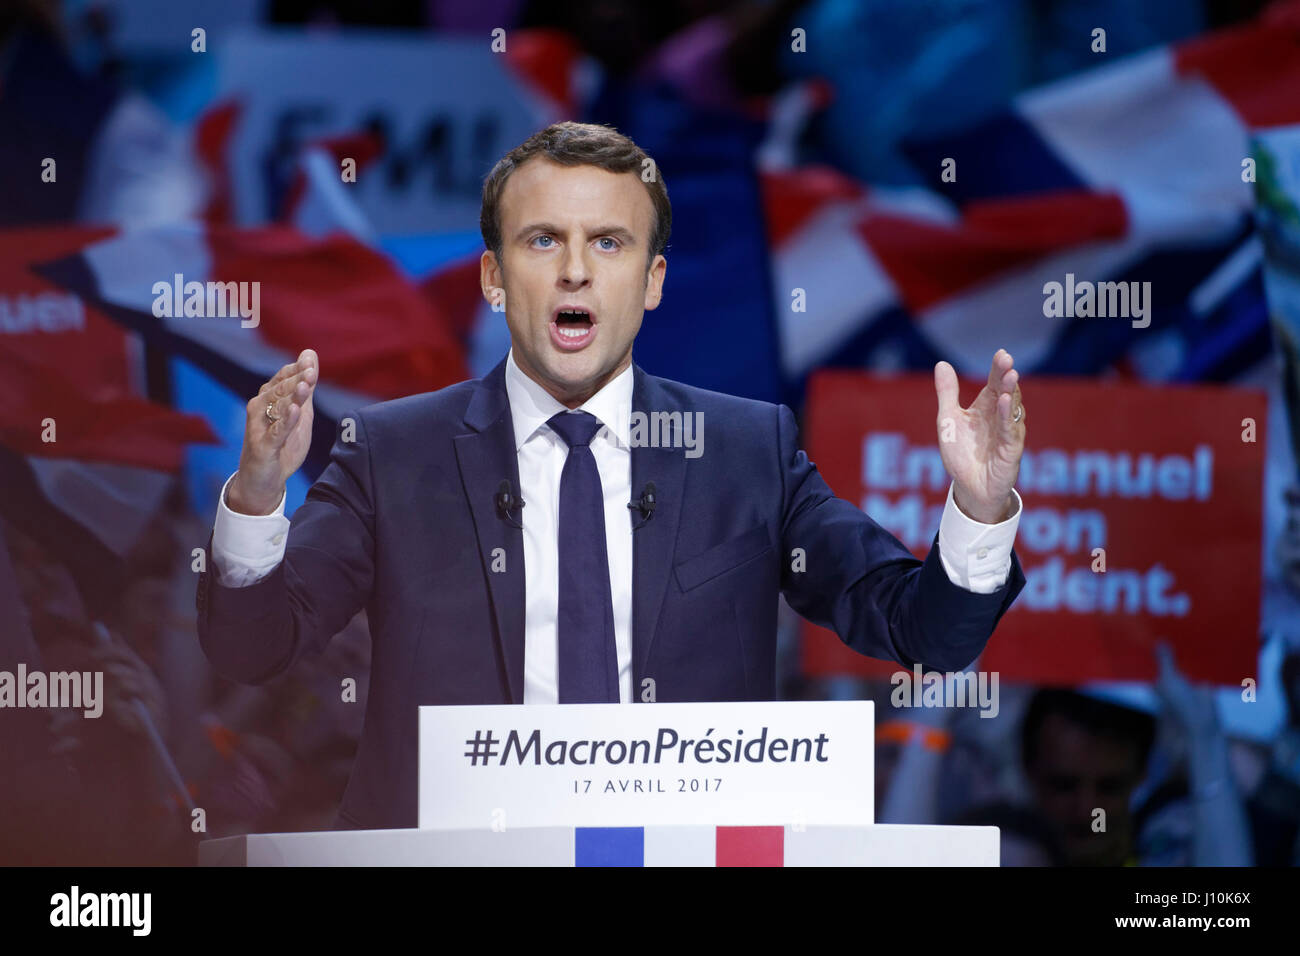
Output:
[{"xmin": 574, "ymin": 827, "xmax": 644, "ymax": 867}]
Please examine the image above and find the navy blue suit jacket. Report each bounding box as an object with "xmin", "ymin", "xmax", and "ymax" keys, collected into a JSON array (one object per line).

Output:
[{"xmin": 196, "ymin": 356, "xmax": 1025, "ymax": 829}]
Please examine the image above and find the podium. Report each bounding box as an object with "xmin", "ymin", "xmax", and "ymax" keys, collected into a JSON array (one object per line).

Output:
[
  {"xmin": 199, "ymin": 824, "xmax": 998, "ymax": 866},
  {"xmin": 199, "ymin": 701, "xmax": 1000, "ymax": 866}
]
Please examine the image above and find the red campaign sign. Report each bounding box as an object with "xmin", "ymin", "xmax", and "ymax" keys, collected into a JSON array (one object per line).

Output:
[{"xmin": 799, "ymin": 370, "xmax": 1266, "ymax": 685}]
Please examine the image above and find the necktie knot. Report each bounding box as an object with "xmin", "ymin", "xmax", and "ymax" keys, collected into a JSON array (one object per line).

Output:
[{"xmin": 547, "ymin": 410, "xmax": 602, "ymax": 449}]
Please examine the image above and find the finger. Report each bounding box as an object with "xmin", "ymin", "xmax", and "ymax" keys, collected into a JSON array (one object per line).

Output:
[
  {"xmin": 270, "ymin": 396, "xmax": 314, "ymax": 452},
  {"xmin": 259, "ymin": 358, "xmax": 306, "ymax": 398},
  {"xmin": 283, "ymin": 400, "xmax": 303, "ymax": 434},
  {"xmin": 257, "ymin": 350, "xmax": 319, "ymax": 401},
  {"xmin": 985, "ymin": 349, "xmax": 1012, "ymax": 393},
  {"xmin": 262, "ymin": 399, "xmax": 296, "ymax": 447},
  {"xmin": 270, "ymin": 365, "xmax": 318, "ymax": 404},
  {"xmin": 998, "ymin": 368, "xmax": 1022, "ymax": 420},
  {"xmin": 933, "ymin": 360, "xmax": 960, "ymax": 418},
  {"xmin": 268, "ymin": 382, "xmax": 312, "ymax": 429},
  {"xmin": 995, "ymin": 394, "xmax": 1023, "ymax": 455},
  {"xmin": 997, "ymin": 390, "xmax": 1015, "ymax": 435},
  {"xmin": 248, "ymin": 385, "xmax": 288, "ymax": 439},
  {"xmin": 261, "ymin": 371, "xmax": 317, "ymax": 434}
]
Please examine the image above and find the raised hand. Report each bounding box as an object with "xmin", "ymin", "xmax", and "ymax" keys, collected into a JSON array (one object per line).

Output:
[
  {"xmin": 227, "ymin": 349, "xmax": 318, "ymax": 515},
  {"xmin": 1154, "ymin": 642, "xmax": 1220, "ymax": 738},
  {"xmin": 933, "ymin": 349, "xmax": 1025, "ymax": 524}
]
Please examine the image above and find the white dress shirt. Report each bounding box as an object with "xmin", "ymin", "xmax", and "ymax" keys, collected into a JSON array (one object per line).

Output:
[{"xmin": 211, "ymin": 349, "xmax": 1023, "ymax": 703}]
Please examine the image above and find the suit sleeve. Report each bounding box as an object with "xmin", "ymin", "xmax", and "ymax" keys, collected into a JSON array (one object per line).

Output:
[
  {"xmin": 775, "ymin": 404, "xmax": 1025, "ymax": 672},
  {"xmin": 195, "ymin": 411, "xmax": 376, "ymax": 684}
]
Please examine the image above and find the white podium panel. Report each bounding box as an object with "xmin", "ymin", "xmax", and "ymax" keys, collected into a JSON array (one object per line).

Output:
[
  {"xmin": 198, "ymin": 825, "xmax": 999, "ymax": 867},
  {"xmin": 418, "ymin": 701, "xmax": 875, "ymax": 829}
]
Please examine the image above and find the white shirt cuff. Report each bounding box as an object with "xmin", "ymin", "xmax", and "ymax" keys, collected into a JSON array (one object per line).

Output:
[
  {"xmin": 211, "ymin": 472, "xmax": 290, "ymax": 588},
  {"xmin": 936, "ymin": 482, "xmax": 1021, "ymax": 594}
]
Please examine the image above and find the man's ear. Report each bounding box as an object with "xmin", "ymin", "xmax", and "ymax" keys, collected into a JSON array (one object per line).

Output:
[
  {"xmin": 481, "ymin": 250, "xmax": 506, "ymax": 312},
  {"xmin": 643, "ymin": 254, "xmax": 667, "ymax": 311}
]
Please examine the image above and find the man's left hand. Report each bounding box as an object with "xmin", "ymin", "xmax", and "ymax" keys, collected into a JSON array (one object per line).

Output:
[{"xmin": 934, "ymin": 349, "xmax": 1025, "ymax": 524}]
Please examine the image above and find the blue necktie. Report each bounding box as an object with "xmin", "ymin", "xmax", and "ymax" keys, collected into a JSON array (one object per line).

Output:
[{"xmin": 547, "ymin": 410, "xmax": 619, "ymax": 703}]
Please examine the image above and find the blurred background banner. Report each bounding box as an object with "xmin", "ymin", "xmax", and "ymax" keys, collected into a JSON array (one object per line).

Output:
[
  {"xmin": 4, "ymin": 0, "xmax": 1300, "ymax": 866},
  {"xmin": 32, "ymin": 222, "xmax": 469, "ymax": 490},
  {"xmin": 766, "ymin": 11, "xmax": 1300, "ymax": 389},
  {"xmin": 198, "ymin": 29, "xmax": 576, "ymax": 234},
  {"xmin": 801, "ymin": 372, "xmax": 1265, "ymax": 684}
]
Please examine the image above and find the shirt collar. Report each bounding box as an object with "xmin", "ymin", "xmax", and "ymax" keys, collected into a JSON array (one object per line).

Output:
[{"xmin": 504, "ymin": 348, "xmax": 633, "ymax": 451}]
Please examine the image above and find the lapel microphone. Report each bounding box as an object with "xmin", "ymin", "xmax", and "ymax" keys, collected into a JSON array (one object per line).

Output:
[
  {"xmin": 495, "ymin": 479, "xmax": 525, "ymax": 529},
  {"xmin": 628, "ymin": 481, "xmax": 656, "ymax": 530}
]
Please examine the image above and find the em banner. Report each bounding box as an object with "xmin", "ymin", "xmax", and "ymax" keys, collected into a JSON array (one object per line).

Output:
[
  {"xmin": 418, "ymin": 701, "xmax": 874, "ymax": 830},
  {"xmin": 207, "ymin": 30, "xmax": 567, "ymax": 234},
  {"xmin": 801, "ymin": 371, "xmax": 1266, "ymax": 685}
]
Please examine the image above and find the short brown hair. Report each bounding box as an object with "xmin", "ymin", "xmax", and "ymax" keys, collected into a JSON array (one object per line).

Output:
[{"xmin": 480, "ymin": 121, "xmax": 671, "ymax": 269}]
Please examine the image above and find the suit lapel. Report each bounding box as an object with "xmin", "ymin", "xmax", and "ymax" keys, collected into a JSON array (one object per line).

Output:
[
  {"xmin": 629, "ymin": 365, "xmax": 687, "ymax": 691},
  {"xmin": 453, "ymin": 358, "xmax": 527, "ymax": 703}
]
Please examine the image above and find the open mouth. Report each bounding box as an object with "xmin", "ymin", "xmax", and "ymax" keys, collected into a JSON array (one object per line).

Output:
[{"xmin": 550, "ymin": 307, "xmax": 596, "ymax": 351}]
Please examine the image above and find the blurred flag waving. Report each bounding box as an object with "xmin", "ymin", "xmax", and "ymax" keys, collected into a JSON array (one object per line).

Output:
[
  {"xmin": 763, "ymin": 1, "xmax": 1300, "ymax": 392},
  {"xmin": 0, "ymin": 227, "xmax": 218, "ymax": 612},
  {"xmin": 34, "ymin": 223, "xmax": 470, "ymax": 483}
]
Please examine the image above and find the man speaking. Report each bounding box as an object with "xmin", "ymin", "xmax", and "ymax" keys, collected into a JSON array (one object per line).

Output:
[{"xmin": 196, "ymin": 122, "xmax": 1028, "ymax": 830}]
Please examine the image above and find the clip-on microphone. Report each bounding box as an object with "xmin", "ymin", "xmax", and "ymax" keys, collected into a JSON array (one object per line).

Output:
[
  {"xmin": 495, "ymin": 479, "xmax": 525, "ymax": 529},
  {"xmin": 628, "ymin": 481, "xmax": 656, "ymax": 530}
]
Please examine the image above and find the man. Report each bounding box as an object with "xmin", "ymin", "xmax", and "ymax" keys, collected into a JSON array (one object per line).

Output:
[
  {"xmin": 196, "ymin": 121, "xmax": 1028, "ymax": 830},
  {"xmin": 1020, "ymin": 690, "xmax": 1156, "ymax": 866}
]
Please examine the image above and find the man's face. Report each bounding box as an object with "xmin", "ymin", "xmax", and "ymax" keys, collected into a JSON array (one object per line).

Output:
[
  {"xmin": 481, "ymin": 158, "xmax": 666, "ymax": 407},
  {"xmin": 1026, "ymin": 714, "xmax": 1145, "ymax": 866}
]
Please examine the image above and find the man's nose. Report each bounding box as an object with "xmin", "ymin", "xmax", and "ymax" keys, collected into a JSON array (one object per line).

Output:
[{"xmin": 558, "ymin": 246, "xmax": 590, "ymax": 288}]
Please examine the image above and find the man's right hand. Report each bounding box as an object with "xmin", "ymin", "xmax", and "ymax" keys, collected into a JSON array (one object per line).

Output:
[{"xmin": 227, "ymin": 349, "xmax": 319, "ymax": 516}]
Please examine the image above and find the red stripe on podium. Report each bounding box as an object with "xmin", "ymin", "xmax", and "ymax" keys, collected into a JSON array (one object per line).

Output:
[{"xmin": 715, "ymin": 826, "xmax": 784, "ymax": 867}]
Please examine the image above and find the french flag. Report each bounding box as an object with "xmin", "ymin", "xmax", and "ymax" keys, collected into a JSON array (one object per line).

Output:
[
  {"xmin": 573, "ymin": 826, "xmax": 787, "ymax": 867},
  {"xmin": 33, "ymin": 223, "xmax": 471, "ymax": 478},
  {"xmin": 0, "ymin": 225, "xmax": 218, "ymax": 473},
  {"xmin": 904, "ymin": 2, "xmax": 1300, "ymax": 206},
  {"xmin": 464, "ymin": 824, "xmax": 993, "ymax": 866},
  {"xmin": 764, "ymin": 1, "xmax": 1298, "ymax": 387},
  {"xmin": 0, "ymin": 226, "xmax": 219, "ymax": 611}
]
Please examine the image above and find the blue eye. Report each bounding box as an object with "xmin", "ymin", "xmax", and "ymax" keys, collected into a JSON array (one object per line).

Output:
[
  {"xmin": 532, "ymin": 235, "xmax": 554, "ymax": 248},
  {"xmin": 597, "ymin": 237, "xmax": 618, "ymax": 251}
]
